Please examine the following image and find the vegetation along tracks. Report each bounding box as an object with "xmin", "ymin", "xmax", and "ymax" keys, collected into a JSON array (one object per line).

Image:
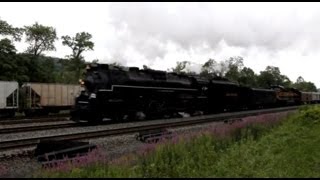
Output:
[{"xmin": 0, "ymin": 106, "xmax": 298, "ymax": 151}]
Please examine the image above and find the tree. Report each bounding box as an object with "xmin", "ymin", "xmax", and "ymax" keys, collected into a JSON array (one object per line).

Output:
[
  {"xmin": 227, "ymin": 56, "xmax": 244, "ymax": 69},
  {"xmin": 62, "ymin": 32, "xmax": 94, "ymax": 60},
  {"xmin": 296, "ymin": 76, "xmax": 304, "ymax": 83},
  {"xmin": 171, "ymin": 61, "xmax": 190, "ymax": 73},
  {"xmin": 238, "ymin": 67, "xmax": 258, "ymax": 87},
  {"xmin": 61, "ymin": 32, "xmax": 94, "ymax": 81},
  {"xmin": 0, "ymin": 19, "xmax": 24, "ymax": 83},
  {"xmin": 292, "ymin": 76, "xmax": 317, "ymax": 92},
  {"xmin": 218, "ymin": 61, "xmax": 229, "ymax": 77},
  {"xmin": 200, "ymin": 58, "xmax": 237, "ymax": 79},
  {"xmin": 280, "ymin": 74, "xmax": 292, "ymax": 87},
  {"xmin": 295, "ymin": 81, "xmax": 317, "ymax": 92},
  {"xmin": 257, "ymin": 66, "xmax": 279, "ymax": 88},
  {"xmin": 110, "ymin": 62, "xmax": 122, "ymax": 66},
  {"xmin": 143, "ymin": 65, "xmax": 151, "ymax": 70},
  {"xmin": 256, "ymin": 66, "xmax": 292, "ymax": 88},
  {"xmin": 92, "ymin": 59, "xmax": 99, "ymax": 63},
  {"xmin": 200, "ymin": 59, "xmax": 217, "ymax": 78},
  {"xmin": 225, "ymin": 56, "xmax": 244, "ymax": 83},
  {"xmin": 0, "ymin": 18, "xmax": 23, "ymax": 54},
  {"xmin": 24, "ymin": 22, "xmax": 58, "ymax": 56},
  {"xmin": 0, "ymin": 38, "xmax": 16, "ymax": 54},
  {"xmin": 0, "ymin": 18, "xmax": 23, "ymax": 41}
]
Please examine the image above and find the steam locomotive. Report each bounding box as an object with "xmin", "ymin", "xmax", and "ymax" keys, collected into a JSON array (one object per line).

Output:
[{"xmin": 70, "ymin": 63, "xmax": 320, "ymax": 123}]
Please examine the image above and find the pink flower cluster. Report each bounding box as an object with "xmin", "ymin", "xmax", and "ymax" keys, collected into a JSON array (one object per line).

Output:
[
  {"xmin": 42, "ymin": 145, "xmax": 108, "ymax": 172},
  {"xmin": 137, "ymin": 111, "xmax": 293, "ymax": 157}
]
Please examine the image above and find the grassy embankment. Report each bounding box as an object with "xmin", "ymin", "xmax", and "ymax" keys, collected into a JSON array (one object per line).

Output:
[{"xmin": 34, "ymin": 105, "xmax": 320, "ymax": 177}]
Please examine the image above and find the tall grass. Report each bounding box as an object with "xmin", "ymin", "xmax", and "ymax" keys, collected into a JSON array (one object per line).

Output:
[{"xmin": 35, "ymin": 106, "xmax": 320, "ymax": 177}]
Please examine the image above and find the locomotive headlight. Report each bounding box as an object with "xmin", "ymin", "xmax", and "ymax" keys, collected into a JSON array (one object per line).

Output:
[
  {"xmin": 89, "ymin": 93, "xmax": 96, "ymax": 99},
  {"xmin": 79, "ymin": 79, "xmax": 85, "ymax": 86}
]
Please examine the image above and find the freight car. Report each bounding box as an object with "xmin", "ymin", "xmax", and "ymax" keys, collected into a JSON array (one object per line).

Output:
[
  {"xmin": 294, "ymin": 91, "xmax": 320, "ymax": 105},
  {"xmin": 311, "ymin": 92, "xmax": 320, "ymax": 103},
  {"xmin": 0, "ymin": 81, "xmax": 81, "ymax": 118},
  {"xmin": 0, "ymin": 81, "xmax": 19, "ymax": 117},
  {"xmin": 20, "ymin": 83, "xmax": 82, "ymax": 116},
  {"xmin": 301, "ymin": 91, "xmax": 313, "ymax": 104}
]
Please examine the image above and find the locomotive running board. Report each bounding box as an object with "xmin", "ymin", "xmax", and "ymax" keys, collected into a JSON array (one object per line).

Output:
[{"xmin": 98, "ymin": 84, "xmax": 198, "ymax": 92}]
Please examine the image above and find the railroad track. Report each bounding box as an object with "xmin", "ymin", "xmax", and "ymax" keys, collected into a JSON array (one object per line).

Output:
[
  {"xmin": 0, "ymin": 113, "xmax": 70, "ymax": 122},
  {"xmin": 0, "ymin": 113, "xmax": 69, "ymax": 121},
  {"xmin": 0, "ymin": 122, "xmax": 79, "ymax": 134},
  {"xmin": 0, "ymin": 116, "xmax": 70, "ymax": 125},
  {"xmin": 0, "ymin": 106, "xmax": 299, "ymax": 151}
]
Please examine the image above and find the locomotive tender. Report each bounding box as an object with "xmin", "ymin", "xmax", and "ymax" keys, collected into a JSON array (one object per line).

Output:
[{"xmin": 70, "ymin": 63, "xmax": 320, "ymax": 123}]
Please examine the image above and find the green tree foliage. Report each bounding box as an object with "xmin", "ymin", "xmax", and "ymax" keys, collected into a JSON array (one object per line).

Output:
[
  {"xmin": 200, "ymin": 57, "xmax": 246, "ymax": 83},
  {"xmin": 296, "ymin": 76, "xmax": 304, "ymax": 83},
  {"xmin": 172, "ymin": 57, "xmax": 302, "ymax": 90},
  {"xmin": 61, "ymin": 32, "xmax": 94, "ymax": 82},
  {"xmin": 0, "ymin": 18, "xmax": 25, "ymax": 84},
  {"xmin": 281, "ymin": 75, "xmax": 292, "ymax": 88},
  {"xmin": 256, "ymin": 66, "xmax": 292, "ymax": 88},
  {"xmin": 0, "ymin": 19, "xmax": 90, "ymax": 85},
  {"xmin": 0, "ymin": 53, "xmax": 66, "ymax": 85},
  {"xmin": 53, "ymin": 58, "xmax": 80, "ymax": 84},
  {"xmin": 292, "ymin": 76, "xmax": 317, "ymax": 92},
  {"xmin": 0, "ymin": 18, "xmax": 23, "ymax": 41},
  {"xmin": 200, "ymin": 58, "xmax": 233, "ymax": 79},
  {"xmin": 170, "ymin": 61, "xmax": 197, "ymax": 75},
  {"xmin": 0, "ymin": 18, "xmax": 23, "ymax": 54},
  {"xmin": 92, "ymin": 59, "xmax": 99, "ymax": 63},
  {"xmin": 200, "ymin": 59, "xmax": 218, "ymax": 78},
  {"xmin": 24, "ymin": 22, "xmax": 58, "ymax": 56},
  {"xmin": 0, "ymin": 38, "xmax": 16, "ymax": 54},
  {"xmin": 238, "ymin": 67, "xmax": 258, "ymax": 87},
  {"xmin": 224, "ymin": 56, "xmax": 244, "ymax": 83},
  {"xmin": 171, "ymin": 61, "xmax": 190, "ymax": 73}
]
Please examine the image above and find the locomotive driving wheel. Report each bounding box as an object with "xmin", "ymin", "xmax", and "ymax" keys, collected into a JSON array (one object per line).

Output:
[{"xmin": 145, "ymin": 99, "xmax": 167, "ymax": 119}]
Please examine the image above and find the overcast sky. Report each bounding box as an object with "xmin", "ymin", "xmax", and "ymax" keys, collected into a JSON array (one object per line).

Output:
[{"xmin": 1, "ymin": 2, "xmax": 320, "ymax": 87}]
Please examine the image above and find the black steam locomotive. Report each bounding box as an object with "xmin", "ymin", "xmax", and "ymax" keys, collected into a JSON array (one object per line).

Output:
[{"xmin": 70, "ymin": 63, "xmax": 308, "ymax": 123}]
